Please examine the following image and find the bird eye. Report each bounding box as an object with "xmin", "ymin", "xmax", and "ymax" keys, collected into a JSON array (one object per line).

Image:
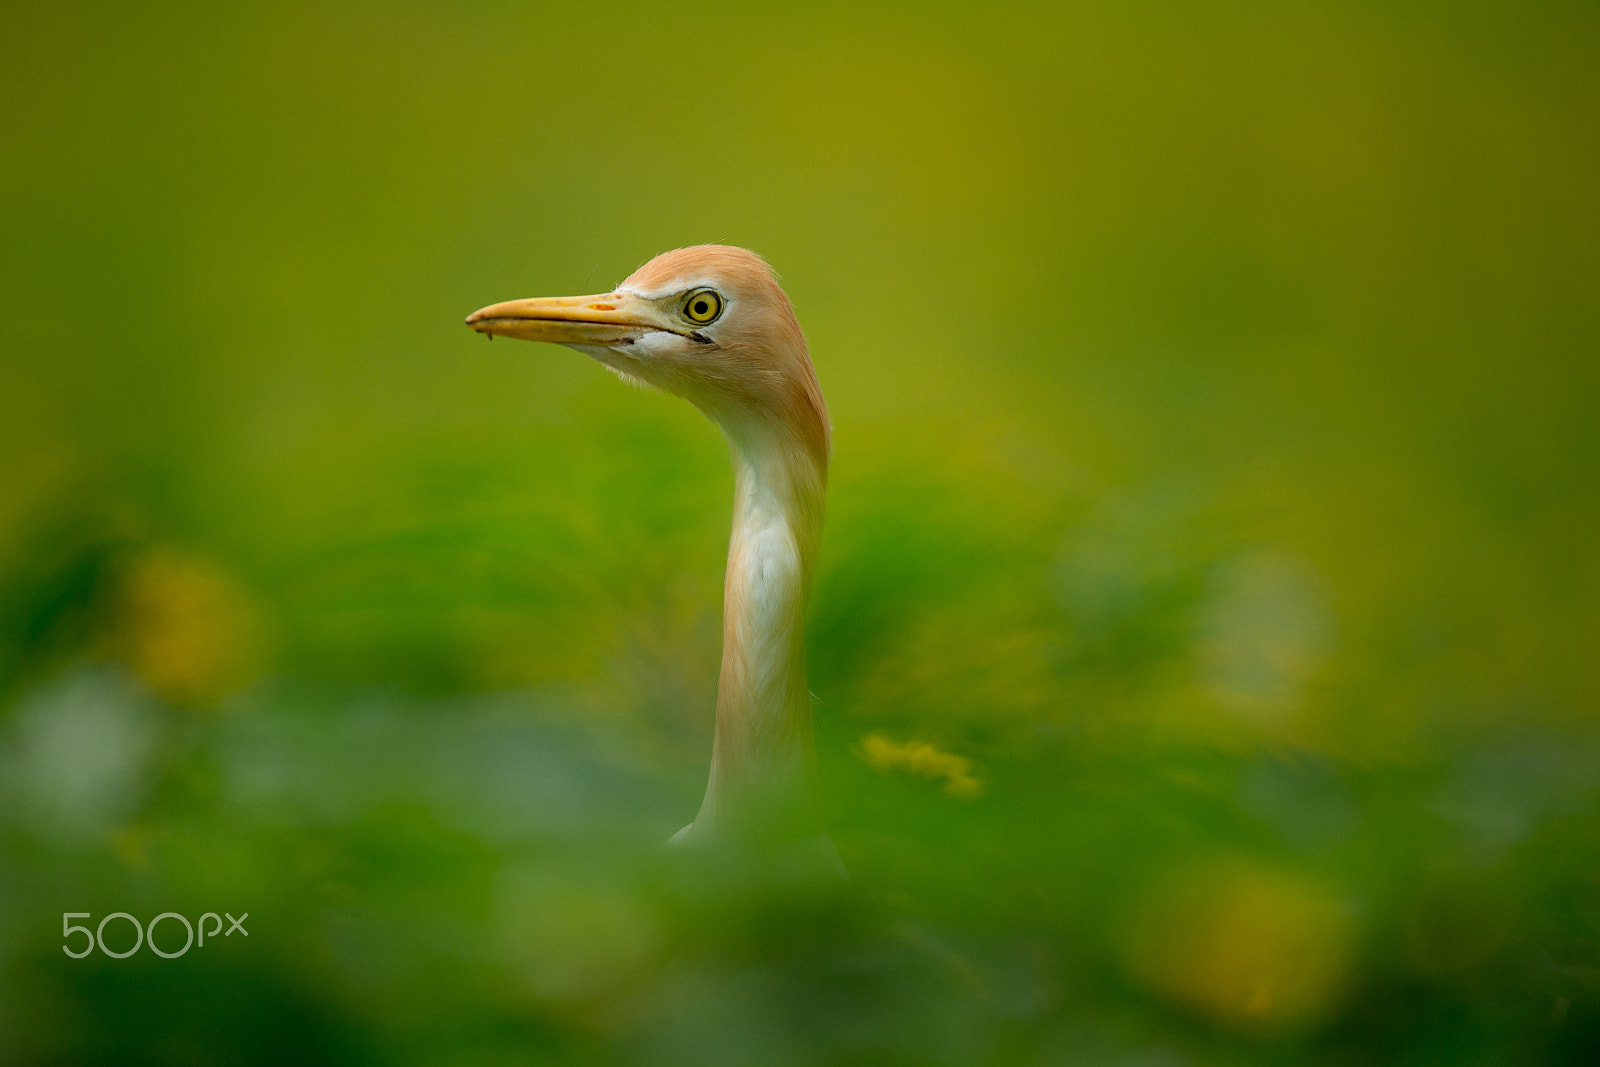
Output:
[{"xmin": 682, "ymin": 288, "xmax": 723, "ymax": 325}]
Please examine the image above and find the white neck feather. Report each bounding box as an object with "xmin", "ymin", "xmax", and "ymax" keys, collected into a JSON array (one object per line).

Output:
[{"xmin": 682, "ymin": 415, "xmax": 823, "ymax": 837}]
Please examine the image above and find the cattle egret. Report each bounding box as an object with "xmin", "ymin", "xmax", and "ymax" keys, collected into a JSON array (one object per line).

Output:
[{"xmin": 467, "ymin": 246, "xmax": 840, "ymax": 872}]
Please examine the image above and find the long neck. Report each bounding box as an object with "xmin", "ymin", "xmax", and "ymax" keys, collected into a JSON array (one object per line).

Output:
[{"xmin": 691, "ymin": 415, "xmax": 826, "ymax": 835}]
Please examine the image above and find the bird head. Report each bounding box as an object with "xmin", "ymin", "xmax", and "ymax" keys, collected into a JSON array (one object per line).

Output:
[{"xmin": 467, "ymin": 245, "xmax": 829, "ymax": 466}]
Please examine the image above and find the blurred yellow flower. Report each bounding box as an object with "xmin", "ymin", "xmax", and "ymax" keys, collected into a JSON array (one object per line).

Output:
[
  {"xmin": 110, "ymin": 548, "xmax": 266, "ymax": 706},
  {"xmin": 1120, "ymin": 857, "xmax": 1354, "ymax": 1030},
  {"xmin": 859, "ymin": 733, "xmax": 983, "ymax": 798}
]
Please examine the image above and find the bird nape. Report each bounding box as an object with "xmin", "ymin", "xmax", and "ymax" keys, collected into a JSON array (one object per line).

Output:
[{"xmin": 467, "ymin": 245, "xmax": 842, "ymax": 876}]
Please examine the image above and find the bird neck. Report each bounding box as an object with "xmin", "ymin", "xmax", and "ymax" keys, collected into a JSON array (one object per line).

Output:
[{"xmin": 693, "ymin": 414, "xmax": 827, "ymax": 835}]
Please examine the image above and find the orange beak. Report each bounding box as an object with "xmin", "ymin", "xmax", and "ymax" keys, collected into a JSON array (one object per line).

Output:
[{"xmin": 464, "ymin": 290, "xmax": 681, "ymax": 345}]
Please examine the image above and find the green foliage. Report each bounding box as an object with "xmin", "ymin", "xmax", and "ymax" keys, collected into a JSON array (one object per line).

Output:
[{"xmin": 2, "ymin": 1, "xmax": 1598, "ymax": 1062}]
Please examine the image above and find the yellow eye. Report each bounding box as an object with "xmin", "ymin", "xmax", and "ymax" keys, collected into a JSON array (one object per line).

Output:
[{"xmin": 683, "ymin": 288, "xmax": 723, "ymax": 325}]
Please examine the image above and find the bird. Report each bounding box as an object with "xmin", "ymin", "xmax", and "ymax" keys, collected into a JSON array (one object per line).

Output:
[{"xmin": 466, "ymin": 246, "xmax": 841, "ymax": 873}]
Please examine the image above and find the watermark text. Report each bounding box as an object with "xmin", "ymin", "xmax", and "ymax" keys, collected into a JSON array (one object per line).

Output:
[{"xmin": 63, "ymin": 911, "xmax": 248, "ymax": 958}]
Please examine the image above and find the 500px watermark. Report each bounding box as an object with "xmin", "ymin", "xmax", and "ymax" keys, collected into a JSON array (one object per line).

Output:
[{"xmin": 62, "ymin": 911, "xmax": 248, "ymax": 959}]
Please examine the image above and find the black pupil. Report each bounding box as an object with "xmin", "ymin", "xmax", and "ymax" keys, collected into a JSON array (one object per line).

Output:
[{"xmin": 694, "ymin": 300, "xmax": 709, "ymax": 316}]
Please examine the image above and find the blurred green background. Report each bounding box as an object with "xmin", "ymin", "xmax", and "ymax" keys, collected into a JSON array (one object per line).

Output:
[{"xmin": 3, "ymin": 1, "xmax": 1598, "ymax": 1063}]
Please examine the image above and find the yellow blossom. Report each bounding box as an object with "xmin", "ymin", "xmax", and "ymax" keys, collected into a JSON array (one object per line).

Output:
[{"xmin": 859, "ymin": 733, "xmax": 983, "ymax": 797}]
